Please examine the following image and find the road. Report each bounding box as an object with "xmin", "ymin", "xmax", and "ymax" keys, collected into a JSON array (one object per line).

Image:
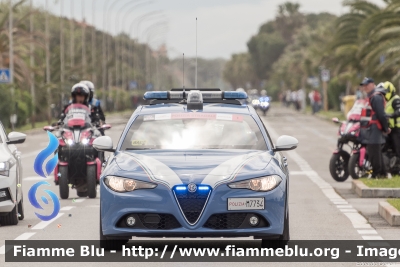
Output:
[{"xmin": 1, "ymin": 106, "xmax": 399, "ymax": 267}]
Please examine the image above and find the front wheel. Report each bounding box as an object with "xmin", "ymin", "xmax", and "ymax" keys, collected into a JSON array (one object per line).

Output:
[
  {"xmin": 58, "ymin": 166, "xmax": 69, "ymax": 199},
  {"xmin": 0, "ymin": 205, "xmax": 18, "ymax": 226},
  {"xmin": 349, "ymin": 153, "xmax": 367, "ymax": 179},
  {"xmin": 87, "ymin": 165, "xmax": 97, "ymax": 199},
  {"xmin": 329, "ymin": 150, "xmax": 350, "ymax": 182}
]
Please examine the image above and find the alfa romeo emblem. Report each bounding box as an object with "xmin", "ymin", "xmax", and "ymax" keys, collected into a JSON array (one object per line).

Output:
[{"xmin": 188, "ymin": 183, "xmax": 197, "ymax": 193}]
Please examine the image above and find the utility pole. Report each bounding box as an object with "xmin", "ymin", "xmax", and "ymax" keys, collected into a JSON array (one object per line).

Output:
[
  {"xmin": 321, "ymin": 69, "xmax": 330, "ymax": 112},
  {"xmin": 45, "ymin": 0, "xmax": 51, "ymax": 123},
  {"xmin": 70, "ymin": 0, "xmax": 74, "ymax": 68},
  {"xmin": 9, "ymin": 0, "xmax": 16, "ymax": 130},
  {"xmin": 91, "ymin": 0, "xmax": 96, "ymax": 83},
  {"xmin": 60, "ymin": 0, "xmax": 65, "ymax": 106},
  {"xmin": 82, "ymin": 0, "xmax": 86, "ymax": 77},
  {"xmin": 30, "ymin": 0, "xmax": 36, "ymax": 127}
]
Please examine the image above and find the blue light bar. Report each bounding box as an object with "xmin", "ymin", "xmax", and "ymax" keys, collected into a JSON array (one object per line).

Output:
[
  {"xmin": 143, "ymin": 91, "xmax": 168, "ymax": 100},
  {"xmin": 175, "ymin": 186, "xmax": 187, "ymax": 191},
  {"xmin": 223, "ymin": 91, "xmax": 248, "ymax": 99},
  {"xmin": 198, "ymin": 186, "xmax": 210, "ymax": 191}
]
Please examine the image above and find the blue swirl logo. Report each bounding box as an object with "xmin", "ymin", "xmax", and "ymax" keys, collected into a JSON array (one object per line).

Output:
[
  {"xmin": 29, "ymin": 131, "xmax": 60, "ymax": 221},
  {"xmin": 28, "ymin": 181, "xmax": 60, "ymax": 221},
  {"xmin": 34, "ymin": 131, "xmax": 59, "ymax": 178}
]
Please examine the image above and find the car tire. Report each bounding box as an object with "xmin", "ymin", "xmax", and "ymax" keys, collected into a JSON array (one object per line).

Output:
[
  {"xmin": 349, "ymin": 153, "xmax": 367, "ymax": 179},
  {"xmin": 0, "ymin": 204, "xmax": 19, "ymax": 226},
  {"xmin": 18, "ymin": 198, "xmax": 24, "ymax": 220},
  {"xmin": 329, "ymin": 150, "xmax": 350, "ymax": 182},
  {"xmin": 99, "ymin": 213, "xmax": 129, "ymax": 250},
  {"xmin": 87, "ymin": 165, "xmax": 97, "ymax": 199},
  {"xmin": 59, "ymin": 166, "xmax": 69, "ymax": 199}
]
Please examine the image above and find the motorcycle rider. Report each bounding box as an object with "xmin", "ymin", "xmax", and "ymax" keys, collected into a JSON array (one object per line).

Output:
[
  {"xmin": 59, "ymin": 83, "xmax": 91, "ymax": 123},
  {"xmin": 382, "ymin": 81, "xmax": 400, "ymax": 158},
  {"xmin": 80, "ymin": 80, "xmax": 106, "ymax": 135},
  {"xmin": 359, "ymin": 77, "xmax": 391, "ymax": 178}
]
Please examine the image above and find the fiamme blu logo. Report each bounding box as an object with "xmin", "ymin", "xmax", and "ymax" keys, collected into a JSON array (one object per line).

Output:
[{"xmin": 28, "ymin": 131, "xmax": 60, "ymax": 221}]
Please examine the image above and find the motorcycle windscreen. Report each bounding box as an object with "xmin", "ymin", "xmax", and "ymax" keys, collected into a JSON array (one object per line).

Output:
[{"xmin": 63, "ymin": 104, "xmax": 92, "ymax": 127}]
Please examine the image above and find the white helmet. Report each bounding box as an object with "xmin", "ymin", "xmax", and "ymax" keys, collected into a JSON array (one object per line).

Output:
[
  {"xmin": 80, "ymin": 80, "xmax": 95, "ymax": 92},
  {"xmin": 71, "ymin": 83, "xmax": 90, "ymax": 104}
]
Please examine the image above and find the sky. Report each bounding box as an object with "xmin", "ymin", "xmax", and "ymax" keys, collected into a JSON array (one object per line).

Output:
[{"xmin": 29, "ymin": 0, "xmax": 384, "ymax": 59}]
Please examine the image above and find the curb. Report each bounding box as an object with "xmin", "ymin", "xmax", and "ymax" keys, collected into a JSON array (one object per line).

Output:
[
  {"xmin": 352, "ymin": 180, "xmax": 400, "ymax": 198},
  {"xmin": 379, "ymin": 201, "xmax": 400, "ymax": 226}
]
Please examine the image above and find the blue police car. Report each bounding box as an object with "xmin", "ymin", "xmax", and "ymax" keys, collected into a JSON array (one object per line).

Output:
[{"xmin": 93, "ymin": 88, "xmax": 298, "ymax": 249}]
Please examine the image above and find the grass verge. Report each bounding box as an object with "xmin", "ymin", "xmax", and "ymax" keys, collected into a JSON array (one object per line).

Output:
[
  {"xmin": 359, "ymin": 176, "xmax": 400, "ymax": 188},
  {"xmin": 387, "ymin": 199, "xmax": 400, "ymax": 211}
]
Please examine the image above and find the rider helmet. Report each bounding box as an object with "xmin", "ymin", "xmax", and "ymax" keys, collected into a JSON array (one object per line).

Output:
[
  {"xmin": 71, "ymin": 83, "xmax": 90, "ymax": 104},
  {"xmin": 382, "ymin": 81, "xmax": 397, "ymax": 101},
  {"xmin": 80, "ymin": 80, "xmax": 95, "ymax": 101}
]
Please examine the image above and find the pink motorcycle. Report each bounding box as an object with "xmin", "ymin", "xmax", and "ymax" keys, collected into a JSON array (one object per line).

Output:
[
  {"xmin": 329, "ymin": 99, "xmax": 366, "ymax": 182},
  {"xmin": 43, "ymin": 104, "xmax": 111, "ymax": 199}
]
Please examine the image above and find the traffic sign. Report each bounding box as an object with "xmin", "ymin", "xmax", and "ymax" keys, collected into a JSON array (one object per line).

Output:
[
  {"xmin": 10, "ymin": 114, "xmax": 17, "ymax": 124},
  {"xmin": 321, "ymin": 69, "xmax": 330, "ymax": 82},
  {"xmin": 0, "ymin": 69, "xmax": 11, "ymax": 84}
]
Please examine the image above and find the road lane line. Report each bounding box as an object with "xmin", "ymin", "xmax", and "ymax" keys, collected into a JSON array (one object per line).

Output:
[
  {"xmin": 60, "ymin": 206, "xmax": 75, "ymax": 211},
  {"xmin": 14, "ymin": 232, "xmax": 37, "ymax": 240},
  {"xmin": 263, "ymin": 119, "xmax": 383, "ymax": 240},
  {"xmin": 358, "ymin": 230, "xmax": 378, "ymax": 235},
  {"xmin": 31, "ymin": 213, "xmax": 64, "ymax": 230},
  {"xmin": 73, "ymin": 199, "xmax": 86, "ymax": 203},
  {"xmin": 339, "ymin": 209, "xmax": 358, "ymax": 213},
  {"xmin": 362, "ymin": 236, "xmax": 383, "ymax": 240}
]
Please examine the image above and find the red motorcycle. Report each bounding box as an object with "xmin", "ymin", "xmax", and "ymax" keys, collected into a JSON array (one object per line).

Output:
[
  {"xmin": 329, "ymin": 99, "xmax": 365, "ymax": 182},
  {"xmin": 43, "ymin": 104, "xmax": 111, "ymax": 199}
]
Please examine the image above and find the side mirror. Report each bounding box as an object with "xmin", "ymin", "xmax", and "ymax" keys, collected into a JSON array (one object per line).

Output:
[
  {"xmin": 273, "ymin": 135, "xmax": 298, "ymax": 152},
  {"xmin": 101, "ymin": 124, "xmax": 112, "ymax": 130},
  {"xmin": 43, "ymin": 126, "xmax": 54, "ymax": 132},
  {"xmin": 7, "ymin": 132, "xmax": 26, "ymax": 145},
  {"xmin": 332, "ymin": 117, "xmax": 340, "ymax": 123},
  {"xmin": 93, "ymin": 136, "xmax": 115, "ymax": 152}
]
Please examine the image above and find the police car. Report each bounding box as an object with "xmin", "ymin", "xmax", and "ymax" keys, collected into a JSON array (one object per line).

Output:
[{"xmin": 93, "ymin": 89, "xmax": 298, "ymax": 249}]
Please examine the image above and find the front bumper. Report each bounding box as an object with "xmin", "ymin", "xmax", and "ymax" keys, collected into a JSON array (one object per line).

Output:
[
  {"xmin": 0, "ymin": 170, "xmax": 17, "ymax": 213},
  {"xmin": 100, "ymin": 180, "xmax": 286, "ymax": 238}
]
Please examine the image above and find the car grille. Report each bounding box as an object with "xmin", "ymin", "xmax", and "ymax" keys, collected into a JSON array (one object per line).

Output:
[
  {"xmin": 173, "ymin": 189, "xmax": 211, "ymax": 225},
  {"xmin": 204, "ymin": 213, "xmax": 270, "ymax": 229},
  {"xmin": 137, "ymin": 214, "xmax": 181, "ymax": 230}
]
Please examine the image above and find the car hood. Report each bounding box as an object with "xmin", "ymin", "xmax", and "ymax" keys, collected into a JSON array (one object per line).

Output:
[{"xmin": 114, "ymin": 150, "xmax": 273, "ymax": 188}]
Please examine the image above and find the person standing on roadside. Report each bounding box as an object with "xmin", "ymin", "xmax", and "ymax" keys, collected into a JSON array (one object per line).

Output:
[
  {"xmin": 359, "ymin": 77, "xmax": 391, "ymax": 178},
  {"xmin": 312, "ymin": 89, "xmax": 321, "ymax": 114}
]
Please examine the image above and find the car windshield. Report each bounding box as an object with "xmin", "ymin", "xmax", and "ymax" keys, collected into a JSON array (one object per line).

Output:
[{"xmin": 120, "ymin": 113, "xmax": 267, "ymax": 150}]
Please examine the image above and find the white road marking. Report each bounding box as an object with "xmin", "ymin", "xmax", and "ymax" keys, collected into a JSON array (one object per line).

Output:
[
  {"xmin": 31, "ymin": 213, "xmax": 64, "ymax": 230},
  {"xmin": 362, "ymin": 236, "xmax": 383, "ymax": 240},
  {"xmin": 14, "ymin": 232, "xmax": 37, "ymax": 240},
  {"xmin": 0, "ymin": 245, "xmax": 4, "ymax": 255},
  {"xmin": 60, "ymin": 206, "xmax": 75, "ymax": 211},
  {"xmin": 73, "ymin": 198, "xmax": 86, "ymax": 203},
  {"xmin": 336, "ymin": 205, "xmax": 353, "ymax": 209},
  {"xmin": 339, "ymin": 209, "xmax": 358, "ymax": 213},
  {"xmin": 263, "ymin": 119, "xmax": 383, "ymax": 240},
  {"xmin": 358, "ymin": 230, "xmax": 378, "ymax": 235},
  {"xmin": 23, "ymin": 176, "xmax": 51, "ymax": 181}
]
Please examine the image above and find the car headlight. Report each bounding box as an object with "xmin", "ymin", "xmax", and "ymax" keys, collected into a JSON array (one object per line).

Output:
[
  {"xmin": 0, "ymin": 162, "xmax": 10, "ymax": 177},
  {"xmin": 104, "ymin": 176, "xmax": 157, "ymax": 192},
  {"xmin": 228, "ymin": 175, "xmax": 282, "ymax": 192}
]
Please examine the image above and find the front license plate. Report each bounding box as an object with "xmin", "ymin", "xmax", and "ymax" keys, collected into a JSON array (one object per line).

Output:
[{"xmin": 227, "ymin": 198, "xmax": 264, "ymax": 210}]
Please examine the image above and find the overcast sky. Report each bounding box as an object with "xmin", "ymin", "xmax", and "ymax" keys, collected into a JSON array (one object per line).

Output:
[{"xmin": 30, "ymin": 0, "xmax": 384, "ymax": 59}]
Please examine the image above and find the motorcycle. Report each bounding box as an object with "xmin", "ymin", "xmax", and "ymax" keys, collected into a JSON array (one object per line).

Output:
[
  {"xmin": 348, "ymin": 113, "xmax": 400, "ymax": 179},
  {"xmin": 43, "ymin": 104, "xmax": 111, "ymax": 199},
  {"xmin": 259, "ymin": 96, "xmax": 271, "ymax": 116},
  {"xmin": 329, "ymin": 99, "xmax": 365, "ymax": 182}
]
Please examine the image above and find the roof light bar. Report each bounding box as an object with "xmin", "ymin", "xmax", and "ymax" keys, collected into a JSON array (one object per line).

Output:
[{"xmin": 144, "ymin": 90, "xmax": 247, "ymax": 100}]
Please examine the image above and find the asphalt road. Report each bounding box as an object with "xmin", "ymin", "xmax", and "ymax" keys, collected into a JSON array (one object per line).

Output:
[{"xmin": 1, "ymin": 106, "xmax": 399, "ymax": 267}]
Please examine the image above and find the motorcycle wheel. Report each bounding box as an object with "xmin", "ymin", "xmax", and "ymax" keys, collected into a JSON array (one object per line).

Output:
[
  {"xmin": 59, "ymin": 166, "xmax": 69, "ymax": 199},
  {"xmin": 87, "ymin": 165, "xmax": 97, "ymax": 199},
  {"xmin": 329, "ymin": 150, "xmax": 350, "ymax": 182},
  {"xmin": 349, "ymin": 154, "xmax": 367, "ymax": 179}
]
